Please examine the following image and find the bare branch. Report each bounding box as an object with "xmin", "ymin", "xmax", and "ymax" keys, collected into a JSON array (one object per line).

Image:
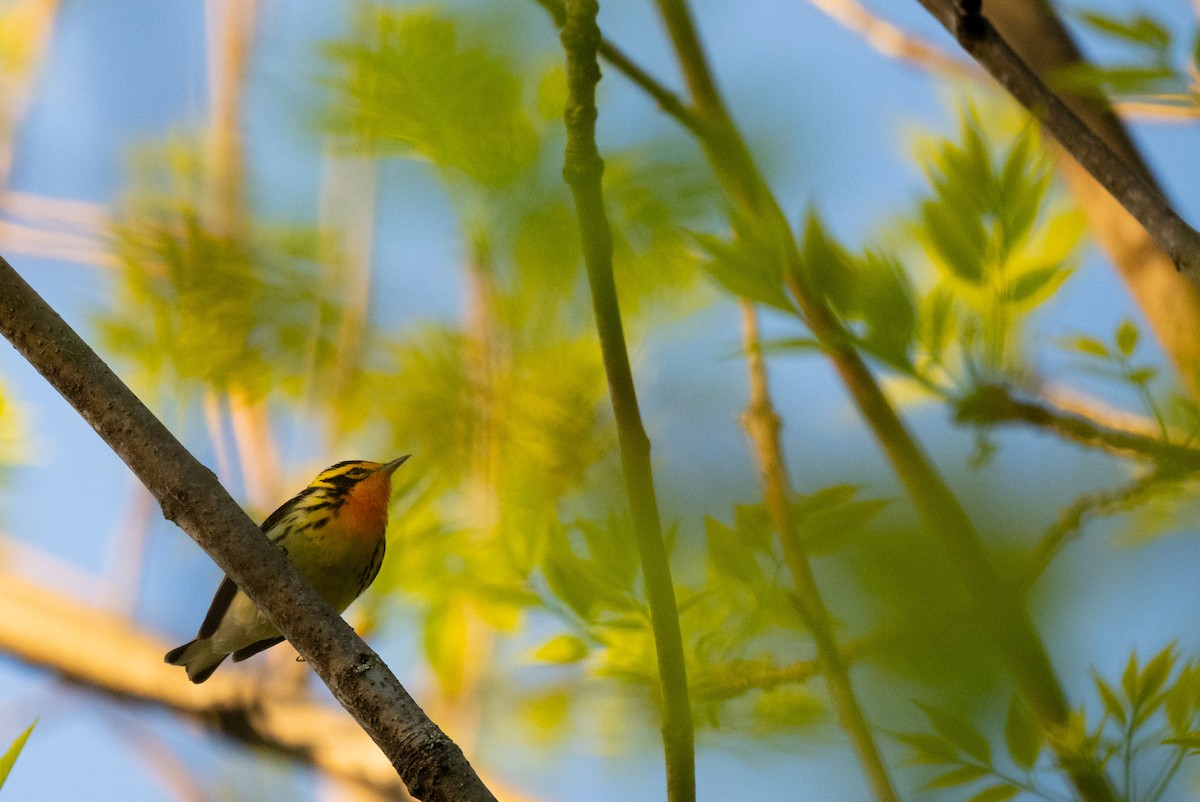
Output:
[{"xmin": 806, "ymin": 0, "xmax": 976, "ymax": 78}]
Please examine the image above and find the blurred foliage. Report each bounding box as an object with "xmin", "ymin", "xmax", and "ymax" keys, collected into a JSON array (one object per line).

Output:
[
  {"xmin": 324, "ymin": 5, "xmax": 714, "ymax": 319},
  {"xmin": 0, "ymin": 719, "xmax": 35, "ymax": 792},
  {"xmin": 325, "ymin": 9, "xmax": 540, "ymax": 188},
  {"xmin": 321, "ymin": 5, "xmax": 720, "ymax": 706},
  {"xmin": 898, "ymin": 644, "xmax": 1200, "ymax": 801},
  {"xmin": 1054, "ymin": 6, "xmax": 1199, "ymax": 112},
  {"xmin": 0, "ymin": 384, "xmax": 26, "ymax": 468},
  {"xmin": 0, "ymin": 0, "xmax": 51, "ymax": 77},
  {"xmin": 98, "ymin": 137, "xmax": 344, "ymax": 401}
]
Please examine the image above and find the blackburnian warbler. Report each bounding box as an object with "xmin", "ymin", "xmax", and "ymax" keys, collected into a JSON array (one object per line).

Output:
[{"xmin": 165, "ymin": 456, "xmax": 410, "ymax": 683}]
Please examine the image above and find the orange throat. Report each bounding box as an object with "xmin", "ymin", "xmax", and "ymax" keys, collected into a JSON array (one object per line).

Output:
[{"xmin": 339, "ymin": 473, "xmax": 392, "ymax": 538}]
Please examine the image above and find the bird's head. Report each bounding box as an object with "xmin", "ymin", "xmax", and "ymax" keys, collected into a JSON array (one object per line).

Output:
[{"xmin": 311, "ymin": 456, "xmax": 410, "ymax": 535}]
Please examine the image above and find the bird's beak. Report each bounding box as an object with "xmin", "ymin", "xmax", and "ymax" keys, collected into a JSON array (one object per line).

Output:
[{"xmin": 379, "ymin": 455, "xmax": 411, "ymax": 476}]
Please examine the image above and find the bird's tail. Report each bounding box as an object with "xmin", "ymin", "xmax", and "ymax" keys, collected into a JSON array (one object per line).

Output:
[{"xmin": 164, "ymin": 638, "xmax": 228, "ymax": 684}]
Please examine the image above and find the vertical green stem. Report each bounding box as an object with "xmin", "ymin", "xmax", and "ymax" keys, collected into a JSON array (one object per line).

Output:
[
  {"xmin": 741, "ymin": 303, "xmax": 902, "ymax": 802},
  {"xmin": 559, "ymin": 3, "xmax": 696, "ymax": 801}
]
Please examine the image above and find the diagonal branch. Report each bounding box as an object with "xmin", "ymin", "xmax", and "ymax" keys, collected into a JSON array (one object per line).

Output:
[
  {"xmin": 953, "ymin": 383, "xmax": 1200, "ymax": 469},
  {"xmin": 805, "ymin": 0, "xmax": 976, "ymax": 77},
  {"xmin": 0, "ymin": 253, "xmax": 495, "ymax": 802},
  {"xmin": 915, "ymin": 0, "xmax": 1200, "ymax": 279},
  {"xmin": 740, "ymin": 304, "xmax": 901, "ymax": 802}
]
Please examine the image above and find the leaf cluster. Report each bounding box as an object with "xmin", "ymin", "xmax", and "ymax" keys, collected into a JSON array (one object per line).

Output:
[
  {"xmin": 897, "ymin": 644, "xmax": 1200, "ymax": 802},
  {"xmin": 99, "ymin": 138, "xmax": 342, "ymax": 400},
  {"xmin": 1054, "ymin": 8, "xmax": 1197, "ymax": 107},
  {"xmin": 911, "ymin": 109, "xmax": 1080, "ymax": 385}
]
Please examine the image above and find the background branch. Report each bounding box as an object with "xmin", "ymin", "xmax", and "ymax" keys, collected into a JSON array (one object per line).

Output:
[
  {"xmin": 806, "ymin": 0, "xmax": 976, "ymax": 77},
  {"xmin": 740, "ymin": 304, "xmax": 900, "ymax": 802},
  {"xmin": 954, "ymin": 383, "xmax": 1200, "ymax": 469}
]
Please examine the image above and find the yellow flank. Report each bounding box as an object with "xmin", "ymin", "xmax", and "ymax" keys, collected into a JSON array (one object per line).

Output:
[{"xmin": 164, "ymin": 456, "xmax": 410, "ymax": 684}]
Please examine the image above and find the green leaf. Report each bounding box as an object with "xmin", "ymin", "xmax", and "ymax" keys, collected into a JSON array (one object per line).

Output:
[
  {"xmin": 731, "ymin": 504, "xmax": 774, "ymax": 554},
  {"xmin": 577, "ymin": 517, "xmax": 639, "ymax": 594},
  {"xmin": 796, "ymin": 489, "xmax": 889, "ymax": 556},
  {"xmin": 705, "ymin": 516, "xmax": 763, "ymax": 586},
  {"xmin": 1138, "ymin": 642, "xmax": 1176, "ymax": 708},
  {"xmin": 1164, "ymin": 732, "xmax": 1200, "ymax": 750},
  {"xmin": 921, "ymin": 198, "xmax": 985, "ymax": 284},
  {"xmin": 543, "ymin": 542, "xmax": 599, "ymax": 620},
  {"xmin": 966, "ymin": 784, "xmax": 1021, "ymax": 802},
  {"xmin": 751, "ymin": 686, "xmax": 824, "ymax": 731},
  {"xmin": 894, "ymin": 731, "xmax": 959, "ymax": 766},
  {"xmin": 0, "ymin": 720, "xmax": 35, "ymax": 791},
  {"xmin": 856, "ymin": 250, "xmax": 917, "ymax": 368},
  {"xmin": 797, "ymin": 211, "xmax": 856, "ymax": 306},
  {"xmin": 919, "ymin": 703, "xmax": 992, "ymax": 764},
  {"xmin": 1127, "ymin": 366, "xmax": 1157, "ymax": 385},
  {"xmin": 1004, "ymin": 697, "xmax": 1043, "ymax": 771},
  {"xmin": 1094, "ymin": 673, "xmax": 1127, "ymax": 725},
  {"xmin": 1115, "ymin": 319, "xmax": 1140, "ymax": 357},
  {"xmin": 927, "ymin": 764, "xmax": 991, "ymax": 789},
  {"xmin": 693, "ymin": 230, "xmax": 794, "ymax": 312},
  {"xmin": 1067, "ymin": 335, "xmax": 1111, "ymax": 359},
  {"xmin": 1007, "ymin": 264, "xmax": 1072, "ymax": 310},
  {"xmin": 997, "ymin": 128, "xmax": 1048, "ymax": 254},
  {"xmin": 1077, "ymin": 11, "xmax": 1172, "ymax": 50},
  {"xmin": 1051, "ymin": 64, "xmax": 1178, "ymax": 97},
  {"xmin": 531, "ymin": 634, "xmax": 589, "ymax": 664},
  {"xmin": 1165, "ymin": 663, "xmax": 1198, "ymax": 732},
  {"xmin": 919, "ymin": 286, "xmax": 957, "ymax": 360},
  {"xmin": 1123, "ymin": 650, "xmax": 1140, "ymax": 702}
]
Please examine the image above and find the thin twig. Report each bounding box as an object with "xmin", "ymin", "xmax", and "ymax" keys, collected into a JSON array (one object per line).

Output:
[
  {"xmin": 558, "ymin": 3, "xmax": 695, "ymax": 800},
  {"xmin": 805, "ymin": 0, "xmax": 976, "ymax": 78},
  {"xmin": 1021, "ymin": 472, "xmax": 1168, "ymax": 589},
  {"xmin": 740, "ymin": 303, "xmax": 900, "ymax": 802},
  {"xmin": 953, "ymin": 383, "xmax": 1200, "ymax": 469},
  {"xmin": 916, "ymin": 0, "xmax": 1200, "ymax": 278}
]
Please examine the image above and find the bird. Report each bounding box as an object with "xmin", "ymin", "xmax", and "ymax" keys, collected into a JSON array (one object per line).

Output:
[{"xmin": 165, "ymin": 456, "xmax": 410, "ymax": 683}]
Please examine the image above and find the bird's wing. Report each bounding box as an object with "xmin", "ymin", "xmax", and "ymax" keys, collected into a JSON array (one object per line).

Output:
[
  {"xmin": 259, "ymin": 487, "xmax": 313, "ymax": 538},
  {"xmin": 196, "ymin": 490, "xmax": 311, "ymax": 639},
  {"xmin": 197, "ymin": 576, "xmax": 240, "ymax": 639},
  {"xmin": 231, "ymin": 636, "xmax": 286, "ymax": 662}
]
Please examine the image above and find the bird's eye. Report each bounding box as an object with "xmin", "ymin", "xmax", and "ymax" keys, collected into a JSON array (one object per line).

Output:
[{"xmin": 347, "ymin": 467, "xmax": 367, "ymax": 478}]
